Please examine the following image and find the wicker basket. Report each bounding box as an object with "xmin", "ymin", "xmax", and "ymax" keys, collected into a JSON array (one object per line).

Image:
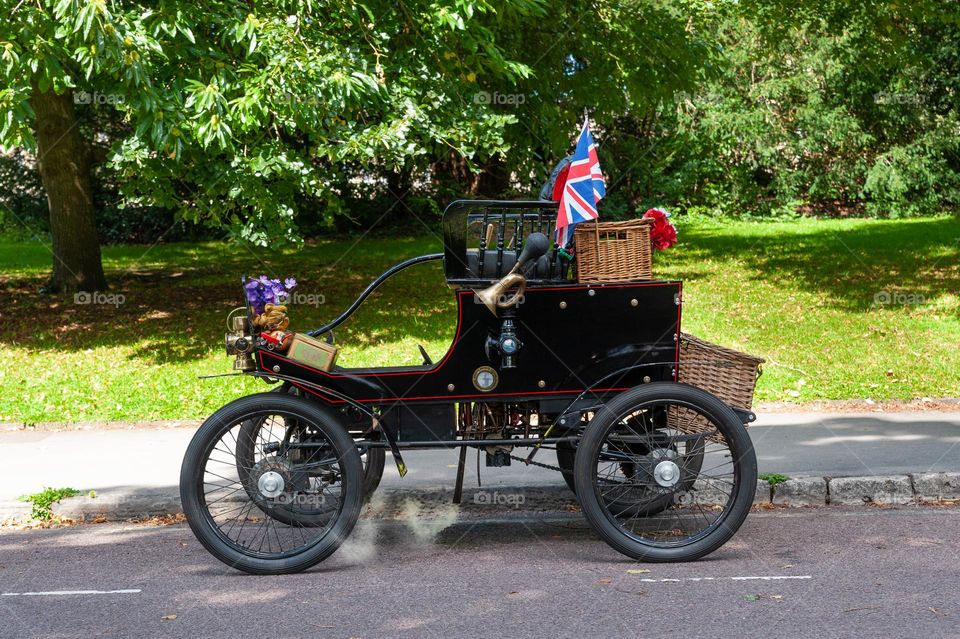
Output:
[
  {"xmin": 670, "ymin": 333, "xmax": 765, "ymax": 442},
  {"xmin": 574, "ymin": 218, "xmax": 653, "ymax": 283}
]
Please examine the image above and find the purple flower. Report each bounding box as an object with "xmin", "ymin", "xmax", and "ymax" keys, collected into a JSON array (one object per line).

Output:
[{"xmin": 245, "ymin": 274, "xmax": 298, "ymax": 314}]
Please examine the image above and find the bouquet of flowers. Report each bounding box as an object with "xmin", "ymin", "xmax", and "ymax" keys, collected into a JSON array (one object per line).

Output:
[
  {"xmin": 642, "ymin": 208, "xmax": 678, "ymax": 251},
  {"xmin": 244, "ymin": 276, "xmax": 298, "ymax": 350},
  {"xmin": 244, "ymin": 276, "xmax": 297, "ymax": 315}
]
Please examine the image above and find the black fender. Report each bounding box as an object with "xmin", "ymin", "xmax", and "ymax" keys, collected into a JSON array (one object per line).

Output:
[
  {"xmin": 248, "ymin": 372, "xmax": 408, "ymax": 476},
  {"xmin": 555, "ymin": 370, "xmax": 756, "ymax": 432}
]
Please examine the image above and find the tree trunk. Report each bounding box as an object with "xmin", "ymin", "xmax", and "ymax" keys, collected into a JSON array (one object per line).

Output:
[{"xmin": 30, "ymin": 86, "xmax": 106, "ymax": 293}]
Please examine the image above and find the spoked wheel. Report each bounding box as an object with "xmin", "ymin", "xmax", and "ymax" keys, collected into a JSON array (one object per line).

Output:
[
  {"xmin": 180, "ymin": 393, "xmax": 363, "ymax": 574},
  {"xmin": 574, "ymin": 383, "xmax": 756, "ymax": 562},
  {"xmin": 236, "ymin": 386, "xmax": 384, "ymax": 515},
  {"xmin": 556, "ymin": 417, "xmax": 703, "ymax": 514},
  {"xmin": 236, "ymin": 417, "xmax": 384, "ymax": 524}
]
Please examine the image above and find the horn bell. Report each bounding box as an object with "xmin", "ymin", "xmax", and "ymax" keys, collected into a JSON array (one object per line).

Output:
[{"xmin": 475, "ymin": 272, "xmax": 527, "ymax": 315}]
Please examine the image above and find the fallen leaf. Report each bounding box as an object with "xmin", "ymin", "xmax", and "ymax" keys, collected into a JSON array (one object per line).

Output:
[
  {"xmin": 161, "ymin": 614, "xmax": 177, "ymax": 621},
  {"xmin": 596, "ymin": 578, "xmax": 612, "ymax": 585},
  {"xmin": 627, "ymin": 569, "xmax": 651, "ymax": 574}
]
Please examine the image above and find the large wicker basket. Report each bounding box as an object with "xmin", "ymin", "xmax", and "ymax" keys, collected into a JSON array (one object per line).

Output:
[
  {"xmin": 670, "ymin": 333, "xmax": 765, "ymax": 442},
  {"xmin": 574, "ymin": 218, "xmax": 653, "ymax": 283}
]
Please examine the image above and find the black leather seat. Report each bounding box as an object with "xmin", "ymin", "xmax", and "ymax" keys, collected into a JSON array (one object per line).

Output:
[{"xmin": 464, "ymin": 249, "xmax": 564, "ymax": 281}]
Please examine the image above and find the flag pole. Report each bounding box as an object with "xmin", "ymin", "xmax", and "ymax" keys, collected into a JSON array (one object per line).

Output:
[{"xmin": 584, "ymin": 110, "xmax": 600, "ymax": 260}]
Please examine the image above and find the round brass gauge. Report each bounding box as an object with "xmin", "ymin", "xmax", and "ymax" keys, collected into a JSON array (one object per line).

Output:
[{"xmin": 472, "ymin": 366, "xmax": 499, "ymax": 392}]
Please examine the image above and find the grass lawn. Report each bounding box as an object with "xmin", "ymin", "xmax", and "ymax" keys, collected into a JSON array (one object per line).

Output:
[{"xmin": 1, "ymin": 214, "xmax": 957, "ymax": 423}]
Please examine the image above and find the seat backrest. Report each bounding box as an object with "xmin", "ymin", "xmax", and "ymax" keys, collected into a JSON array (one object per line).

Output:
[{"xmin": 441, "ymin": 200, "xmax": 569, "ymax": 285}]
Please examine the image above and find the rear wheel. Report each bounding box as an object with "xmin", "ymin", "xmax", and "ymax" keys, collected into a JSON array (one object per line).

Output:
[
  {"xmin": 574, "ymin": 383, "xmax": 756, "ymax": 562},
  {"xmin": 558, "ymin": 415, "xmax": 704, "ymax": 519},
  {"xmin": 180, "ymin": 393, "xmax": 363, "ymax": 574}
]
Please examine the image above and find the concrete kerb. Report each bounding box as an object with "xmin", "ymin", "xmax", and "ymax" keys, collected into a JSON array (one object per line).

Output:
[{"xmin": 0, "ymin": 473, "xmax": 957, "ymax": 525}]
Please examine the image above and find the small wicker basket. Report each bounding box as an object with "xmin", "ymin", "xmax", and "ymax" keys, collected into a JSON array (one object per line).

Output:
[
  {"xmin": 574, "ymin": 218, "xmax": 653, "ymax": 283},
  {"xmin": 670, "ymin": 333, "xmax": 765, "ymax": 442}
]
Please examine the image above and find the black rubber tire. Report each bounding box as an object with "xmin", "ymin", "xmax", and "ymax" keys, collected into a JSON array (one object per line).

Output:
[
  {"xmin": 361, "ymin": 447, "xmax": 386, "ymax": 499},
  {"xmin": 180, "ymin": 393, "xmax": 363, "ymax": 575},
  {"xmin": 574, "ymin": 383, "xmax": 757, "ymax": 563},
  {"xmin": 556, "ymin": 441, "xmax": 578, "ymax": 494}
]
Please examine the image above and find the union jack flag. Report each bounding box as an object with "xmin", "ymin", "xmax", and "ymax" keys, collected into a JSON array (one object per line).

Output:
[{"xmin": 555, "ymin": 119, "xmax": 606, "ymax": 247}]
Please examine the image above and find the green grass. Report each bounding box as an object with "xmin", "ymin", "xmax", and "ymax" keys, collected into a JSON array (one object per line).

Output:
[
  {"xmin": 1, "ymin": 215, "xmax": 957, "ymax": 423},
  {"xmin": 655, "ymin": 215, "xmax": 959, "ymax": 404}
]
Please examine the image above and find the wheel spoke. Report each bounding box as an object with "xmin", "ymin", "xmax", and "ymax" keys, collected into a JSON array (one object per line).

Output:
[
  {"xmin": 586, "ymin": 395, "xmax": 749, "ymax": 549},
  {"xmin": 197, "ymin": 409, "xmax": 347, "ymax": 560}
]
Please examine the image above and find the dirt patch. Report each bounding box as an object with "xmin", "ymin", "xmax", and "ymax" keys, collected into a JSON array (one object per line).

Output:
[{"xmin": 756, "ymin": 398, "xmax": 960, "ymax": 413}]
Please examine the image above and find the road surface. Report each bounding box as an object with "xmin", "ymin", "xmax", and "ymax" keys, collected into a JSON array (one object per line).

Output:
[{"xmin": 1, "ymin": 506, "xmax": 958, "ymax": 638}]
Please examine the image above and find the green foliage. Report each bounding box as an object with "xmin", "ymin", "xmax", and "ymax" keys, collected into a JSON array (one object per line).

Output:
[
  {"xmin": 0, "ymin": 0, "xmax": 545, "ymax": 243},
  {"xmin": 759, "ymin": 473, "xmax": 790, "ymax": 487},
  {"xmin": 1, "ymin": 0, "xmax": 956, "ymax": 245},
  {"xmin": 17, "ymin": 487, "xmax": 83, "ymax": 521},
  {"xmin": 658, "ymin": 2, "xmax": 960, "ymax": 217}
]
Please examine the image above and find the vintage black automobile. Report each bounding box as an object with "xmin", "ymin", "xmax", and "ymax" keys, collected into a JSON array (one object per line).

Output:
[{"xmin": 180, "ymin": 200, "xmax": 759, "ymax": 574}]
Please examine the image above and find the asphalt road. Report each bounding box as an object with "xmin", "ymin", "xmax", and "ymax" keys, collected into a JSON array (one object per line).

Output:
[{"xmin": 1, "ymin": 507, "xmax": 958, "ymax": 639}]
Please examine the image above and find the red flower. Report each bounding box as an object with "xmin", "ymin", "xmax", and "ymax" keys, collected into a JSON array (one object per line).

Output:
[{"xmin": 643, "ymin": 208, "xmax": 678, "ymax": 251}]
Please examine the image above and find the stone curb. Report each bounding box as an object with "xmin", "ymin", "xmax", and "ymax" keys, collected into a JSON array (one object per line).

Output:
[
  {"xmin": 0, "ymin": 500, "xmax": 30, "ymax": 522},
  {"xmin": 756, "ymin": 472, "xmax": 960, "ymax": 507},
  {"xmin": 0, "ymin": 473, "xmax": 956, "ymax": 525}
]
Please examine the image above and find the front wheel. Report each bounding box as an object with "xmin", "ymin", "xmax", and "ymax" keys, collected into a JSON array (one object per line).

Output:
[
  {"xmin": 574, "ymin": 383, "xmax": 756, "ymax": 562},
  {"xmin": 180, "ymin": 393, "xmax": 363, "ymax": 575}
]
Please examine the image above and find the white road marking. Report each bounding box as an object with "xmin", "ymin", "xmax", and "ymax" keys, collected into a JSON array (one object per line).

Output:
[
  {"xmin": 1, "ymin": 589, "xmax": 141, "ymax": 597},
  {"xmin": 637, "ymin": 575, "xmax": 812, "ymax": 583}
]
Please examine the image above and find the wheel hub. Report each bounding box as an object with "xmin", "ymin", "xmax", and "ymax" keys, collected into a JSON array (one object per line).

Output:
[
  {"xmin": 258, "ymin": 470, "xmax": 285, "ymax": 498},
  {"xmin": 653, "ymin": 460, "xmax": 681, "ymax": 488},
  {"xmin": 249, "ymin": 457, "xmax": 309, "ymax": 501}
]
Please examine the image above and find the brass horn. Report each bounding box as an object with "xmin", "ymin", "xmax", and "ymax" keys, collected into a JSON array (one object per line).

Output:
[
  {"xmin": 476, "ymin": 271, "xmax": 527, "ymax": 315},
  {"xmin": 473, "ymin": 231, "xmax": 550, "ymax": 315}
]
